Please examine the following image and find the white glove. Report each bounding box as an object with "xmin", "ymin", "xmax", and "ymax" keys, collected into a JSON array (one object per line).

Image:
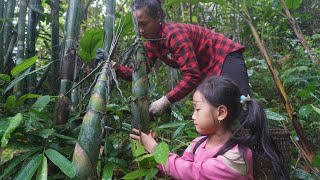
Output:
[{"xmin": 149, "ymin": 96, "xmax": 171, "ymax": 116}]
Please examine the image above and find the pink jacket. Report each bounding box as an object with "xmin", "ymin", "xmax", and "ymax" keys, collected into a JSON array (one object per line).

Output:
[{"xmin": 158, "ymin": 137, "xmax": 253, "ymax": 180}]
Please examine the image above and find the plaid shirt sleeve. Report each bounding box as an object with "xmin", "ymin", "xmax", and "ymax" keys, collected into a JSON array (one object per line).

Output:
[{"xmin": 165, "ymin": 28, "xmax": 201, "ymax": 103}]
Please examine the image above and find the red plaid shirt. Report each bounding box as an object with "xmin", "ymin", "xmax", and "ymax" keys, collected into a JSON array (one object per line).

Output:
[{"xmin": 116, "ymin": 23, "xmax": 244, "ymax": 103}]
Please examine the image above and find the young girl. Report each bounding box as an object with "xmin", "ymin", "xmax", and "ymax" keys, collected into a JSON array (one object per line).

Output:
[{"xmin": 130, "ymin": 76, "xmax": 288, "ymax": 179}]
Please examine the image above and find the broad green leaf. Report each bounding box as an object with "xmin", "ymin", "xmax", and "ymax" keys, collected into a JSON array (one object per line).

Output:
[
  {"xmin": 31, "ymin": 95, "xmax": 51, "ymax": 112},
  {"xmin": 264, "ymin": 109, "xmax": 286, "ymax": 121},
  {"xmin": 121, "ymin": 169, "xmax": 149, "ymax": 179},
  {"xmin": 130, "ymin": 139, "xmax": 146, "ymax": 157},
  {"xmin": 0, "ymin": 118, "xmax": 10, "ymax": 137},
  {"xmin": 0, "ymin": 143, "xmax": 37, "ymax": 164},
  {"xmin": 102, "ymin": 162, "xmax": 115, "ymax": 180},
  {"xmin": 79, "ymin": 29, "xmax": 104, "ymax": 61},
  {"xmin": 16, "ymin": 94, "xmax": 41, "ymax": 107},
  {"xmin": 11, "ymin": 56, "xmax": 37, "ymax": 76},
  {"xmin": 0, "ymin": 74, "xmax": 11, "ymax": 82},
  {"xmin": 33, "ymin": 129, "xmax": 55, "ymax": 139},
  {"xmin": 311, "ymin": 155, "xmax": 320, "ymax": 169},
  {"xmin": 14, "ymin": 154, "xmax": 42, "ymax": 180},
  {"xmin": 158, "ymin": 121, "xmax": 188, "ymax": 129},
  {"xmin": 44, "ymin": 149, "xmax": 76, "ymax": 178},
  {"xmin": 311, "ymin": 105, "xmax": 320, "ymax": 115},
  {"xmin": 4, "ymin": 61, "xmax": 53, "ymax": 94},
  {"xmin": 285, "ymin": 0, "xmax": 302, "ymax": 10},
  {"xmin": 145, "ymin": 168, "xmax": 159, "ymax": 180},
  {"xmin": 0, "ymin": 148, "xmax": 39, "ymax": 179},
  {"xmin": 298, "ymin": 105, "xmax": 313, "ymax": 117},
  {"xmin": 1, "ymin": 113, "xmax": 24, "ymax": 147},
  {"xmin": 153, "ymin": 142, "xmax": 169, "ymax": 165},
  {"xmin": 36, "ymin": 155, "xmax": 48, "ymax": 180},
  {"xmin": 5, "ymin": 95, "xmax": 16, "ymax": 110}
]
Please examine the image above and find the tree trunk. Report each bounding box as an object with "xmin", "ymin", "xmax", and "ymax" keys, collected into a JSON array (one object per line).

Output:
[{"xmin": 14, "ymin": 0, "xmax": 30, "ymax": 97}]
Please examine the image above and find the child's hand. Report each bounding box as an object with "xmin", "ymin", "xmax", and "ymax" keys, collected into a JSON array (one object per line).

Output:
[{"xmin": 130, "ymin": 128, "xmax": 158, "ymax": 154}]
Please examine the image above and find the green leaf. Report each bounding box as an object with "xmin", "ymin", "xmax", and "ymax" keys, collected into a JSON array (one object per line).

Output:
[
  {"xmin": 264, "ymin": 109, "xmax": 286, "ymax": 121},
  {"xmin": 79, "ymin": 29, "xmax": 104, "ymax": 61},
  {"xmin": 5, "ymin": 95, "xmax": 16, "ymax": 110},
  {"xmin": 4, "ymin": 61, "xmax": 54, "ymax": 94},
  {"xmin": 133, "ymin": 153, "xmax": 153, "ymax": 162},
  {"xmin": 130, "ymin": 139, "xmax": 147, "ymax": 157},
  {"xmin": 44, "ymin": 149, "xmax": 76, "ymax": 178},
  {"xmin": 172, "ymin": 110, "xmax": 184, "ymax": 121},
  {"xmin": 31, "ymin": 95, "xmax": 51, "ymax": 112},
  {"xmin": 311, "ymin": 105, "xmax": 320, "ymax": 115},
  {"xmin": 102, "ymin": 162, "xmax": 115, "ymax": 180},
  {"xmin": 298, "ymin": 105, "xmax": 313, "ymax": 117},
  {"xmin": 121, "ymin": 169, "xmax": 149, "ymax": 179},
  {"xmin": 145, "ymin": 168, "xmax": 159, "ymax": 180},
  {"xmin": 0, "ymin": 74, "xmax": 11, "ymax": 82},
  {"xmin": 36, "ymin": 155, "xmax": 48, "ymax": 180},
  {"xmin": 153, "ymin": 142, "xmax": 169, "ymax": 165},
  {"xmin": 285, "ymin": 0, "xmax": 302, "ymax": 10},
  {"xmin": 16, "ymin": 94, "xmax": 42, "ymax": 107},
  {"xmin": 33, "ymin": 129, "xmax": 55, "ymax": 139},
  {"xmin": 158, "ymin": 121, "xmax": 188, "ymax": 129},
  {"xmin": 0, "ymin": 148, "xmax": 39, "ymax": 179},
  {"xmin": 311, "ymin": 155, "xmax": 320, "ymax": 169},
  {"xmin": 14, "ymin": 154, "xmax": 42, "ymax": 180},
  {"xmin": 1, "ymin": 113, "xmax": 24, "ymax": 147},
  {"xmin": 11, "ymin": 56, "xmax": 37, "ymax": 76},
  {"xmin": 280, "ymin": 66, "xmax": 308, "ymax": 79}
]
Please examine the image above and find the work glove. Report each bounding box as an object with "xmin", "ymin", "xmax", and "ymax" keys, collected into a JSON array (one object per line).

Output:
[{"xmin": 149, "ymin": 96, "xmax": 171, "ymax": 117}]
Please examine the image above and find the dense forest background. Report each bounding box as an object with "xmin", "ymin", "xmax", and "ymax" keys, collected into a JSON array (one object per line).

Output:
[{"xmin": 0, "ymin": 0, "xmax": 319, "ymax": 179}]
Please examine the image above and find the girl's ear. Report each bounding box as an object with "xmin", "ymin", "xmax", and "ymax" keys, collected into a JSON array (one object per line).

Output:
[{"xmin": 217, "ymin": 105, "xmax": 228, "ymax": 121}]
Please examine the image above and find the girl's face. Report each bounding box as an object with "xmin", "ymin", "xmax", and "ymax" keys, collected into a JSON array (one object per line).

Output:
[
  {"xmin": 192, "ymin": 91, "xmax": 220, "ymax": 135},
  {"xmin": 133, "ymin": 7, "xmax": 161, "ymax": 39}
]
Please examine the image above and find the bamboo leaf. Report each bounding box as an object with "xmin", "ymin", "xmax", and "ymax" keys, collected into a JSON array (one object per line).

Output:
[
  {"xmin": 31, "ymin": 95, "xmax": 51, "ymax": 112},
  {"xmin": 16, "ymin": 94, "xmax": 42, "ymax": 107},
  {"xmin": 0, "ymin": 148, "xmax": 39, "ymax": 179},
  {"xmin": 145, "ymin": 168, "xmax": 159, "ymax": 180},
  {"xmin": 36, "ymin": 155, "xmax": 48, "ymax": 180},
  {"xmin": 102, "ymin": 162, "xmax": 115, "ymax": 180},
  {"xmin": 121, "ymin": 169, "xmax": 149, "ymax": 179},
  {"xmin": 14, "ymin": 154, "xmax": 42, "ymax": 180},
  {"xmin": 11, "ymin": 56, "xmax": 37, "ymax": 76},
  {"xmin": 153, "ymin": 142, "xmax": 169, "ymax": 165},
  {"xmin": 5, "ymin": 95, "xmax": 16, "ymax": 110},
  {"xmin": 157, "ymin": 121, "xmax": 188, "ymax": 129},
  {"xmin": 44, "ymin": 149, "xmax": 76, "ymax": 178},
  {"xmin": 0, "ymin": 74, "xmax": 11, "ymax": 82},
  {"xmin": 4, "ymin": 61, "xmax": 54, "ymax": 94},
  {"xmin": 311, "ymin": 105, "xmax": 320, "ymax": 115},
  {"xmin": 1, "ymin": 113, "xmax": 24, "ymax": 147},
  {"xmin": 285, "ymin": 0, "xmax": 302, "ymax": 10}
]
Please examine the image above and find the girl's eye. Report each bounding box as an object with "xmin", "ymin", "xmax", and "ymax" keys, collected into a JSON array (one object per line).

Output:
[{"xmin": 195, "ymin": 109, "xmax": 200, "ymax": 111}]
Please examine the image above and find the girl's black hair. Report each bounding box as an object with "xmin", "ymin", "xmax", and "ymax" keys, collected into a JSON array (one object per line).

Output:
[
  {"xmin": 196, "ymin": 76, "xmax": 288, "ymax": 179},
  {"xmin": 131, "ymin": 0, "xmax": 165, "ymax": 22}
]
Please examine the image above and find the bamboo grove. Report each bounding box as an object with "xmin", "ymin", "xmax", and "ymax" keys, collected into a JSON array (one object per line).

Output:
[{"xmin": 0, "ymin": 0, "xmax": 319, "ymax": 179}]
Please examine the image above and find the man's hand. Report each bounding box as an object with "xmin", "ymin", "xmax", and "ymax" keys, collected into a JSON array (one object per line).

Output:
[
  {"xmin": 129, "ymin": 128, "xmax": 158, "ymax": 154},
  {"xmin": 149, "ymin": 96, "xmax": 171, "ymax": 116}
]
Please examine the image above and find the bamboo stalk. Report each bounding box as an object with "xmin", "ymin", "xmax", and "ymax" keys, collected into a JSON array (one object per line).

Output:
[
  {"xmin": 0, "ymin": 0, "xmax": 4, "ymax": 73},
  {"xmin": 278, "ymin": 0, "xmax": 319, "ymax": 66},
  {"xmin": 131, "ymin": 15, "xmax": 150, "ymax": 133},
  {"xmin": 14, "ymin": 0, "xmax": 30, "ymax": 97},
  {"xmin": 50, "ymin": 0, "xmax": 60, "ymax": 95},
  {"xmin": 26, "ymin": 0, "xmax": 40, "ymax": 104},
  {"xmin": 72, "ymin": 63, "xmax": 109, "ymax": 179}
]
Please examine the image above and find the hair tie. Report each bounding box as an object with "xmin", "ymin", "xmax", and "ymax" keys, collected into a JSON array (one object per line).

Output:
[{"xmin": 240, "ymin": 95, "xmax": 251, "ymax": 110}]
